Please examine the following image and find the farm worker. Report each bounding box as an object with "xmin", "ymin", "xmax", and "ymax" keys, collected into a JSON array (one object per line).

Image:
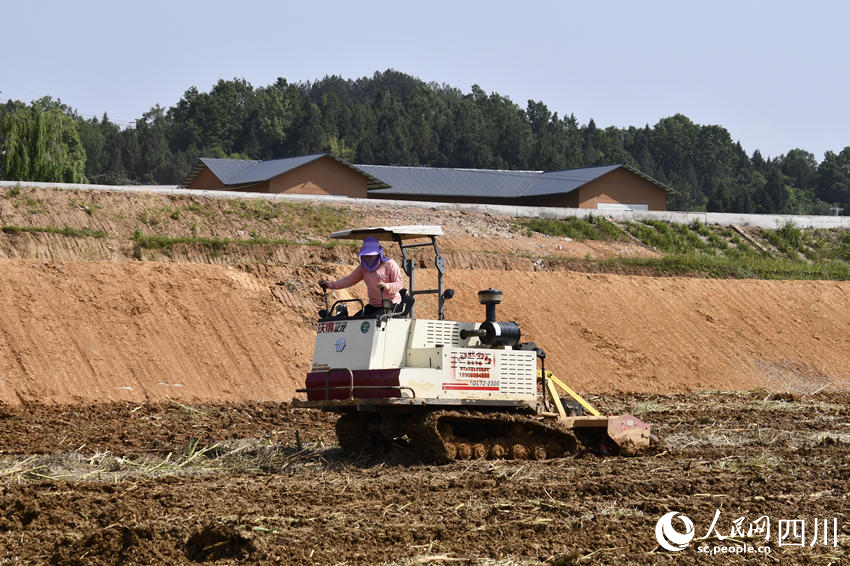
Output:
[{"xmin": 319, "ymin": 237, "xmax": 405, "ymax": 318}]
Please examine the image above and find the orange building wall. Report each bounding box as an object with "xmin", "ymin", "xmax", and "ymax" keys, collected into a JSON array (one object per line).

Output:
[
  {"xmin": 577, "ymin": 168, "xmax": 668, "ymax": 211},
  {"xmin": 188, "ymin": 167, "xmax": 228, "ymax": 190},
  {"xmin": 267, "ymin": 157, "xmax": 368, "ymax": 198},
  {"xmin": 189, "ymin": 156, "xmax": 368, "ymax": 198}
]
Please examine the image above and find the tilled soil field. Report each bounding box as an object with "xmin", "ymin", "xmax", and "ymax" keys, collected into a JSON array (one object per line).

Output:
[
  {"xmin": 1, "ymin": 392, "xmax": 848, "ymax": 565},
  {"xmin": 1, "ymin": 187, "xmax": 849, "ymax": 564}
]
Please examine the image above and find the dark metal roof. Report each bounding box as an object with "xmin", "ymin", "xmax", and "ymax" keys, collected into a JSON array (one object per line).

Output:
[
  {"xmin": 180, "ymin": 157, "xmax": 259, "ymax": 187},
  {"xmin": 203, "ymin": 157, "xmax": 260, "ymax": 183},
  {"xmin": 180, "ymin": 153, "xmax": 390, "ymax": 190},
  {"xmin": 181, "ymin": 155, "xmax": 675, "ymax": 199},
  {"xmin": 363, "ymin": 163, "xmax": 677, "ymax": 199},
  {"xmin": 521, "ymin": 164, "xmax": 623, "ymax": 198},
  {"xmin": 226, "ymin": 154, "xmax": 326, "ymax": 185},
  {"xmin": 356, "ymin": 165, "xmax": 540, "ymax": 198}
]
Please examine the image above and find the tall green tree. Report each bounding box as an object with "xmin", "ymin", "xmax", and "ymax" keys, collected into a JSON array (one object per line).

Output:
[
  {"xmin": 247, "ymin": 78, "xmax": 298, "ymax": 159},
  {"xmin": 135, "ymin": 105, "xmax": 178, "ymax": 184},
  {"xmin": 1, "ymin": 100, "xmax": 87, "ymax": 182},
  {"xmin": 757, "ymin": 166, "xmax": 789, "ymax": 213},
  {"xmin": 707, "ymin": 181, "xmax": 733, "ymax": 212},
  {"xmin": 816, "ymin": 148, "xmax": 850, "ymax": 209},
  {"xmin": 781, "ymin": 148, "xmax": 818, "ymax": 191}
]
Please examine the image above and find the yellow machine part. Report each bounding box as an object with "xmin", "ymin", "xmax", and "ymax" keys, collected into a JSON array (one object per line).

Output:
[{"xmin": 538, "ymin": 370, "xmax": 602, "ymax": 417}]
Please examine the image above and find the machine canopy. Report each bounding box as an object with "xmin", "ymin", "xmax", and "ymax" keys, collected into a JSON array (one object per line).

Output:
[{"xmin": 329, "ymin": 225, "xmax": 443, "ymax": 242}]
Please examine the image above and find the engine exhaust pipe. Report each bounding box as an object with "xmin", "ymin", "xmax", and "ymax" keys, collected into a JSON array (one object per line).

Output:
[
  {"xmin": 477, "ymin": 288, "xmax": 502, "ymax": 322},
  {"xmin": 460, "ymin": 289, "xmax": 521, "ymax": 347}
]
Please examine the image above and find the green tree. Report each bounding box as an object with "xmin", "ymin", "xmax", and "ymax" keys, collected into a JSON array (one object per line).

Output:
[
  {"xmin": 757, "ymin": 166, "xmax": 790, "ymax": 213},
  {"xmin": 817, "ymin": 147, "xmax": 850, "ymax": 210},
  {"xmin": 248, "ymin": 78, "xmax": 298, "ymax": 159},
  {"xmin": 135, "ymin": 105, "xmax": 179, "ymax": 183},
  {"xmin": 581, "ymin": 119, "xmax": 606, "ymax": 165},
  {"xmin": 168, "ymin": 78, "xmax": 256, "ymax": 156},
  {"xmin": 286, "ymin": 96, "xmax": 325, "ymax": 155},
  {"xmin": 527, "ymin": 101, "xmax": 572, "ymax": 170},
  {"xmin": 442, "ymin": 90, "xmax": 493, "ymax": 168},
  {"xmin": 405, "ymin": 87, "xmax": 447, "ymax": 166},
  {"xmin": 1, "ymin": 101, "xmax": 87, "ymax": 182},
  {"xmin": 781, "ymin": 148, "xmax": 818, "ymax": 191},
  {"xmin": 707, "ymin": 181, "xmax": 733, "ymax": 212},
  {"xmin": 77, "ymin": 113, "xmax": 126, "ymax": 183},
  {"xmin": 369, "ymin": 90, "xmax": 414, "ymax": 164},
  {"xmin": 325, "ymin": 136, "xmax": 356, "ymax": 161}
]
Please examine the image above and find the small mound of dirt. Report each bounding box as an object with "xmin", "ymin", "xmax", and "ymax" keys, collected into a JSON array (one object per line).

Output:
[
  {"xmin": 50, "ymin": 524, "xmax": 176, "ymax": 565},
  {"xmin": 2, "ymin": 497, "xmax": 40, "ymax": 529},
  {"xmin": 184, "ymin": 522, "xmax": 255, "ymax": 562}
]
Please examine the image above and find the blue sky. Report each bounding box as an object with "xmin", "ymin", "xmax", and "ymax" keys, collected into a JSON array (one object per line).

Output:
[{"xmin": 3, "ymin": 0, "xmax": 848, "ymax": 160}]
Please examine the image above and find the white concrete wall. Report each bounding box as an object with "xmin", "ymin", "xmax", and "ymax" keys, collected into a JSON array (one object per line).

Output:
[{"xmin": 1, "ymin": 180, "xmax": 849, "ymax": 230}]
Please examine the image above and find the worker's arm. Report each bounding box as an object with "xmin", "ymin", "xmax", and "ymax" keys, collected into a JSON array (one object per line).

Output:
[
  {"xmin": 378, "ymin": 260, "xmax": 404, "ymax": 295},
  {"xmin": 323, "ymin": 266, "xmax": 364, "ymax": 290}
]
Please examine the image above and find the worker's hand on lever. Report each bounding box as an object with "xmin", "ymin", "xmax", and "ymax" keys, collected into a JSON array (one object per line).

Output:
[
  {"xmin": 318, "ymin": 279, "xmax": 329, "ymax": 289},
  {"xmin": 377, "ymin": 282, "xmax": 387, "ymax": 290}
]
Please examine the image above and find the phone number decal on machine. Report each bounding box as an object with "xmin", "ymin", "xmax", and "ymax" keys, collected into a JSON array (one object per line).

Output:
[{"xmin": 444, "ymin": 351, "xmax": 500, "ymax": 391}]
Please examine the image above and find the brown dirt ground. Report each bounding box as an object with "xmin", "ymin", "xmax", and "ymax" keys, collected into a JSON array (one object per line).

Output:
[
  {"xmin": 0, "ymin": 393, "xmax": 847, "ymax": 565},
  {"xmin": 0, "ymin": 187, "xmax": 849, "ymax": 564}
]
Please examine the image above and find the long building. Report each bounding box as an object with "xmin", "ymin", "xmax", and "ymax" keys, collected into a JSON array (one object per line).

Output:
[{"xmin": 181, "ymin": 153, "xmax": 676, "ymax": 211}]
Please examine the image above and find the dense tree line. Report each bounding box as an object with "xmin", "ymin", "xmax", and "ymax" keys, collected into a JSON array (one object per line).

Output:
[{"xmin": 2, "ymin": 70, "xmax": 848, "ymax": 214}]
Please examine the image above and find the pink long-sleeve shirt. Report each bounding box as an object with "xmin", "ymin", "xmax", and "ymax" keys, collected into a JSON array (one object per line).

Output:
[{"xmin": 326, "ymin": 259, "xmax": 404, "ymax": 307}]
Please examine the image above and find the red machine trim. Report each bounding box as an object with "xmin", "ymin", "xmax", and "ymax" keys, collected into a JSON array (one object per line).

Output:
[{"xmin": 305, "ymin": 368, "xmax": 402, "ymax": 401}]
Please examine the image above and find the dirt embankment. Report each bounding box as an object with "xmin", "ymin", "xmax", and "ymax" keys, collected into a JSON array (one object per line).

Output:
[
  {"xmin": 0, "ymin": 259, "xmax": 315, "ymax": 405},
  {"xmin": 0, "ymin": 254, "xmax": 848, "ymax": 406},
  {"xmin": 0, "ymin": 185, "xmax": 848, "ymax": 405}
]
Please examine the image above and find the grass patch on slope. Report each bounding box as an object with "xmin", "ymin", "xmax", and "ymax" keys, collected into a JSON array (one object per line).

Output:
[
  {"xmin": 519, "ymin": 215, "xmax": 629, "ymax": 241},
  {"xmin": 601, "ymin": 253, "xmax": 850, "ymax": 280},
  {"xmin": 131, "ymin": 230, "xmax": 339, "ymax": 252},
  {"xmin": 518, "ymin": 215, "xmax": 850, "ymax": 280},
  {"xmin": 1, "ymin": 225, "xmax": 107, "ymax": 238}
]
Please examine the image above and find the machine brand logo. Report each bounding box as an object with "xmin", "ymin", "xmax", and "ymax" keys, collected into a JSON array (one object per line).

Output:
[
  {"xmin": 655, "ymin": 511, "xmax": 695, "ymax": 552},
  {"xmin": 334, "ymin": 337, "xmax": 346, "ymax": 352},
  {"xmin": 360, "ymin": 321, "xmax": 370, "ymax": 333},
  {"xmin": 318, "ymin": 321, "xmax": 347, "ymax": 334}
]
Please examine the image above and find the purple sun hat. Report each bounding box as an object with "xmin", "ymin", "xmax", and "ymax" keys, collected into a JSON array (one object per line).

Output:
[{"xmin": 357, "ymin": 237, "xmax": 390, "ymax": 262}]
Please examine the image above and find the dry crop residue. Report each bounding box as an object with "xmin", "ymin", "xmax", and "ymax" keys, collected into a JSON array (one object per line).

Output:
[{"xmin": 0, "ymin": 394, "xmax": 847, "ymax": 565}]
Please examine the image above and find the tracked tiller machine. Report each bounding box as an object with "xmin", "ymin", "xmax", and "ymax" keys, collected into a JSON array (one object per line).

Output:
[{"xmin": 294, "ymin": 226, "xmax": 650, "ymax": 462}]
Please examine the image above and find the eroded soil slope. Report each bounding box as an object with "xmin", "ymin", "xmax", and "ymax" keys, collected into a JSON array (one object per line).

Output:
[
  {"xmin": 0, "ymin": 255, "xmax": 848, "ymax": 405},
  {"xmin": 0, "ymin": 185, "xmax": 848, "ymax": 404}
]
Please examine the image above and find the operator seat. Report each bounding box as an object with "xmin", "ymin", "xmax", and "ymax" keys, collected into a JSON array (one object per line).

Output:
[
  {"xmin": 397, "ymin": 288, "xmax": 415, "ymax": 318},
  {"xmin": 317, "ymin": 289, "xmax": 415, "ymax": 321}
]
